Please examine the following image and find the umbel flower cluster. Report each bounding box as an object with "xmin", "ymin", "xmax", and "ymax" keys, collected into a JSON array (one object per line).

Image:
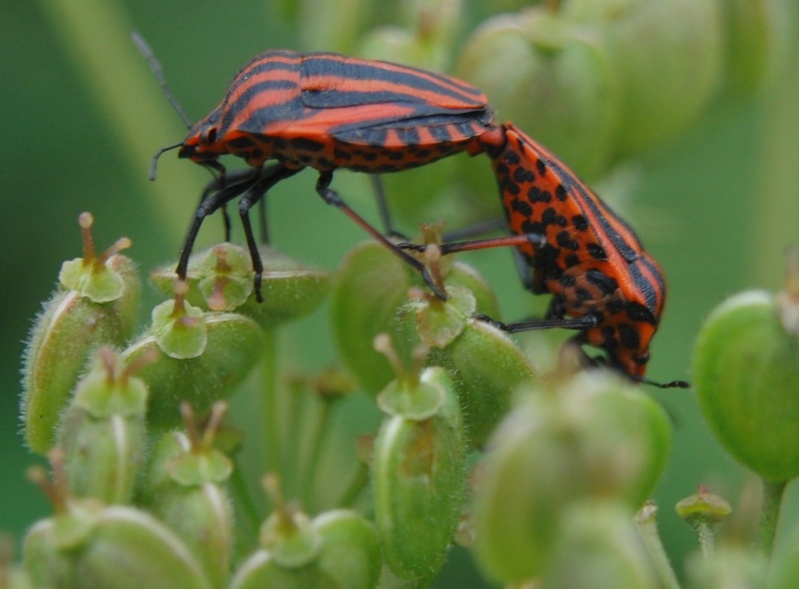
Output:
[{"xmin": 14, "ymin": 211, "xmax": 799, "ymax": 588}]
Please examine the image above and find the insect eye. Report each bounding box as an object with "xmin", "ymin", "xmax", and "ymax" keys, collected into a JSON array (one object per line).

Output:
[{"xmin": 201, "ymin": 127, "xmax": 218, "ymax": 146}]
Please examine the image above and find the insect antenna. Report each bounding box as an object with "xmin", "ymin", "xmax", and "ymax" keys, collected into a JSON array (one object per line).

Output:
[
  {"xmin": 638, "ymin": 376, "xmax": 691, "ymax": 389},
  {"xmin": 131, "ymin": 31, "xmax": 194, "ymax": 129},
  {"xmin": 148, "ymin": 142, "xmax": 183, "ymax": 181}
]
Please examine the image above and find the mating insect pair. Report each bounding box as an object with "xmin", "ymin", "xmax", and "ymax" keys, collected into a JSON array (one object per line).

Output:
[{"xmin": 136, "ymin": 35, "xmax": 685, "ymax": 388}]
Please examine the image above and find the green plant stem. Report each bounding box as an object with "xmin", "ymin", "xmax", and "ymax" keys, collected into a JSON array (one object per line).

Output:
[
  {"xmin": 261, "ymin": 330, "xmax": 281, "ymax": 480},
  {"xmin": 338, "ymin": 463, "xmax": 370, "ymax": 509},
  {"xmin": 696, "ymin": 521, "xmax": 716, "ymax": 557},
  {"xmin": 635, "ymin": 503, "xmax": 681, "ymax": 589},
  {"xmin": 37, "ymin": 0, "xmax": 199, "ymax": 237},
  {"xmin": 751, "ymin": 5, "xmax": 799, "ymax": 287},
  {"xmin": 299, "ymin": 399, "xmax": 336, "ymax": 509},
  {"xmin": 229, "ymin": 456, "xmax": 262, "ymax": 556},
  {"xmin": 758, "ymin": 479, "xmax": 787, "ymax": 557}
]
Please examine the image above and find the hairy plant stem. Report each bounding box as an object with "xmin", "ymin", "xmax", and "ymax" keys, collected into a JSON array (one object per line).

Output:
[
  {"xmin": 261, "ymin": 330, "xmax": 280, "ymax": 484},
  {"xmin": 758, "ymin": 479, "xmax": 787, "ymax": 558},
  {"xmin": 636, "ymin": 503, "xmax": 681, "ymax": 589}
]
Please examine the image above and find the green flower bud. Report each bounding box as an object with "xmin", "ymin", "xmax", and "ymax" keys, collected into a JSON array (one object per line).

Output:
[
  {"xmin": 694, "ymin": 287, "xmax": 799, "ymax": 482},
  {"xmin": 150, "ymin": 286, "xmax": 208, "ymax": 360},
  {"xmin": 141, "ymin": 403, "xmax": 233, "ymax": 588},
  {"xmin": 21, "ymin": 213, "xmax": 140, "ymax": 454},
  {"xmin": 473, "ymin": 371, "xmax": 671, "ymax": 582},
  {"xmin": 545, "ymin": 501, "xmax": 658, "ymax": 589},
  {"xmin": 675, "ymin": 485, "xmax": 732, "ymax": 530},
  {"xmin": 151, "ymin": 244, "xmax": 330, "ymax": 329},
  {"xmin": 563, "ymin": 0, "xmax": 724, "ymax": 157},
  {"xmin": 373, "ymin": 365, "xmax": 466, "ymax": 581},
  {"xmin": 122, "ymin": 305, "xmax": 263, "ymax": 429},
  {"xmin": 57, "ymin": 348, "xmax": 148, "ymax": 505}
]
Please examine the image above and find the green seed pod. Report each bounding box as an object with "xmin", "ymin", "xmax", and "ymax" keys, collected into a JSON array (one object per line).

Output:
[
  {"xmin": 151, "ymin": 244, "xmax": 330, "ymax": 329},
  {"xmin": 122, "ymin": 304, "xmax": 263, "ymax": 429},
  {"xmin": 473, "ymin": 371, "xmax": 671, "ymax": 582},
  {"xmin": 544, "ymin": 500, "xmax": 658, "ymax": 589},
  {"xmin": 563, "ymin": 0, "xmax": 724, "ymax": 157},
  {"xmin": 457, "ymin": 8, "xmax": 621, "ymax": 182},
  {"xmin": 24, "ymin": 503, "xmax": 100, "ymax": 589},
  {"xmin": 141, "ymin": 403, "xmax": 233, "ymax": 588},
  {"xmin": 76, "ymin": 506, "xmax": 211, "ymax": 589},
  {"xmin": 424, "ymin": 319, "xmax": 536, "ymax": 448},
  {"xmin": 694, "ymin": 288, "xmax": 799, "ymax": 482},
  {"xmin": 372, "ymin": 366, "xmax": 466, "ymax": 581},
  {"xmin": 23, "ymin": 462, "xmax": 210, "ymax": 589},
  {"xmin": 405, "ymin": 272, "xmax": 535, "ymax": 446},
  {"xmin": 331, "ymin": 242, "xmax": 416, "ymax": 395},
  {"xmin": 21, "ymin": 213, "xmax": 140, "ymax": 454},
  {"xmin": 358, "ymin": 0, "xmax": 462, "ymax": 73},
  {"xmin": 57, "ymin": 348, "xmax": 148, "ymax": 505},
  {"xmin": 312, "ymin": 510, "xmax": 381, "ymax": 589},
  {"xmin": 231, "ymin": 477, "xmax": 379, "ymax": 589},
  {"xmin": 720, "ymin": 0, "xmax": 784, "ymax": 96}
]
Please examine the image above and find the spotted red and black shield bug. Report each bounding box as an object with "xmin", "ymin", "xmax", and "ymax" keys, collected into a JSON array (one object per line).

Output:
[{"xmin": 137, "ymin": 36, "xmax": 497, "ymax": 300}]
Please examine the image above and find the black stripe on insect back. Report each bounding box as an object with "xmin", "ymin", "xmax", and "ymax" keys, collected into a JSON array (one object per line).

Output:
[
  {"xmin": 302, "ymin": 88, "xmax": 444, "ymax": 109},
  {"xmin": 328, "ymin": 106, "xmax": 489, "ymax": 141},
  {"xmin": 301, "ymin": 55, "xmax": 486, "ymax": 106},
  {"xmin": 544, "ymin": 156, "xmax": 641, "ymax": 264},
  {"xmin": 224, "ymin": 56, "xmax": 300, "ymax": 100},
  {"xmin": 220, "ymin": 81, "xmax": 303, "ymax": 134},
  {"xmin": 626, "ymin": 259, "xmax": 660, "ymax": 316}
]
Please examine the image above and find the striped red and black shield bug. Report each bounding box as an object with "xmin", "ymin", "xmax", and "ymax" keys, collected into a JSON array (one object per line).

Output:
[
  {"xmin": 136, "ymin": 35, "xmax": 496, "ymax": 300},
  {"xmin": 135, "ymin": 36, "xmax": 681, "ymax": 386},
  {"xmin": 405, "ymin": 123, "xmax": 686, "ymax": 388}
]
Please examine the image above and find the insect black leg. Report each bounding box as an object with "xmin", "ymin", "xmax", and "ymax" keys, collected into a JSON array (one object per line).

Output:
[
  {"xmin": 315, "ymin": 171, "xmax": 447, "ymax": 300},
  {"xmin": 177, "ymin": 165, "xmax": 298, "ymax": 297},
  {"xmin": 236, "ymin": 165, "xmax": 302, "ymax": 301},
  {"xmin": 369, "ymin": 176, "xmax": 406, "ymax": 240},
  {"xmin": 398, "ymin": 232, "xmax": 546, "ymax": 256},
  {"xmin": 476, "ymin": 313, "xmax": 598, "ymax": 333},
  {"xmin": 177, "ymin": 170, "xmax": 263, "ymax": 281},
  {"xmin": 199, "ymin": 168, "xmax": 263, "ymax": 241},
  {"xmin": 440, "ymin": 217, "xmax": 508, "ymax": 242}
]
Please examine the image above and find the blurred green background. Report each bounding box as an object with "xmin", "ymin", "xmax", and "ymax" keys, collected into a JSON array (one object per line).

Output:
[{"xmin": 2, "ymin": 0, "xmax": 798, "ymax": 585}]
